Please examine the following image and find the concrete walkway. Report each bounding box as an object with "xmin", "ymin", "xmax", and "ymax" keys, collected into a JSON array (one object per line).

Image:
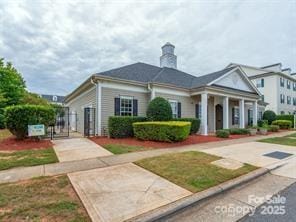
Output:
[
  {"xmin": 53, "ymin": 138, "xmax": 113, "ymax": 162},
  {"xmin": 0, "ymin": 130, "xmax": 293, "ymax": 184}
]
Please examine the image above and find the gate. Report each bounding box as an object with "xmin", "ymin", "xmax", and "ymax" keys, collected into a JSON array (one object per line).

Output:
[
  {"xmin": 84, "ymin": 107, "xmax": 96, "ymax": 137},
  {"xmin": 47, "ymin": 107, "xmax": 70, "ymax": 139}
]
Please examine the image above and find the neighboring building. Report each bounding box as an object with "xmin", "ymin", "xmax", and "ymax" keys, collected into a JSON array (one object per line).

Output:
[
  {"xmin": 228, "ymin": 63, "xmax": 296, "ymax": 114},
  {"xmin": 40, "ymin": 94, "xmax": 65, "ymax": 105},
  {"xmin": 65, "ymin": 43, "xmax": 265, "ymax": 136}
]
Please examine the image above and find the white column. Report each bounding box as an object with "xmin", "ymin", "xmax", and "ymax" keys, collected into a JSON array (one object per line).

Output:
[
  {"xmin": 201, "ymin": 93, "xmax": 208, "ymax": 135},
  {"xmin": 97, "ymin": 81, "xmax": 102, "ymax": 136},
  {"xmin": 253, "ymin": 100, "xmax": 258, "ymax": 126},
  {"xmin": 151, "ymin": 87, "xmax": 155, "ymax": 101},
  {"xmin": 223, "ymin": 97, "xmax": 229, "ymax": 129},
  {"xmin": 239, "ymin": 99, "xmax": 245, "ymax": 128}
]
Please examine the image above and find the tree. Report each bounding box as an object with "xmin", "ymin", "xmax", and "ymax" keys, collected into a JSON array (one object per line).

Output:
[
  {"xmin": 263, "ymin": 110, "xmax": 276, "ymax": 125},
  {"xmin": 21, "ymin": 92, "xmax": 49, "ymax": 106},
  {"xmin": 0, "ymin": 58, "xmax": 26, "ymax": 107},
  {"xmin": 146, "ymin": 97, "xmax": 172, "ymax": 121}
]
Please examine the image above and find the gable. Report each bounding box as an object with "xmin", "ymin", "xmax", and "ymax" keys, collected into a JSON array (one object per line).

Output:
[{"xmin": 211, "ymin": 70, "xmax": 256, "ymax": 93}]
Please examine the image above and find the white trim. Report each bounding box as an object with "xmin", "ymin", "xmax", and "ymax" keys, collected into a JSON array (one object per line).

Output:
[
  {"xmin": 66, "ymin": 86, "xmax": 95, "ymax": 106},
  {"xmin": 101, "ymin": 81, "xmax": 148, "ymax": 93},
  {"xmin": 191, "ymin": 89, "xmax": 258, "ymax": 101},
  {"xmin": 154, "ymin": 86, "xmax": 190, "ymax": 97},
  {"xmin": 97, "ymin": 81, "xmax": 102, "ymax": 136}
]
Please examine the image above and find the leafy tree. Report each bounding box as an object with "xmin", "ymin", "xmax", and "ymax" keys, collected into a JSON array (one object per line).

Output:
[
  {"xmin": 21, "ymin": 92, "xmax": 49, "ymax": 106},
  {"xmin": 0, "ymin": 58, "xmax": 26, "ymax": 107},
  {"xmin": 263, "ymin": 110, "xmax": 276, "ymax": 125},
  {"xmin": 146, "ymin": 97, "xmax": 172, "ymax": 121}
]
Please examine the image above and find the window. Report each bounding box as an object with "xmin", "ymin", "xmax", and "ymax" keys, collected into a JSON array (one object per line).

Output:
[
  {"xmin": 280, "ymin": 78, "xmax": 285, "ymax": 87},
  {"xmin": 232, "ymin": 107, "xmax": 239, "ymax": 125},
  {"xmin": 258, "ymin": 111, "xmax": 263, "ymax": 120},
  {"xmin": 280, "ymin": 111, "xmax": 285, "ymax": 115},
  {"xmin": 120, "ymin": 96, "xmax": 133, "ymax": 116},
  {"xmin": 248, "ymin": 109, "xmax": 253, "ymax": 125},
  {"xmin": 280, "ymin": 94, "xmax": 285, "ymax": 104},
  {"xmin": 287, "ymin": 96, "xmax": 291, "ymax": 105},
  {"xmin": 52, "ymin": 96, "xmax": 57, "ymax": 102},
  {"xmin": 256, "ymin": 79, "xmax": 264, "ymax": 88},
  {"xmin": 287, "ymin": 80, "xmax": 291, "ymax": 89},
  {"xmin": 293, "ymin": 82, "xmax": 296, "ymax": 91},
  {"xmin": 169, "ymin": 100, "xmax": 178, "ymax": 118},
  {"xmin": 293, "ymin": 98, "xmax": 296, "ymax": 106}
]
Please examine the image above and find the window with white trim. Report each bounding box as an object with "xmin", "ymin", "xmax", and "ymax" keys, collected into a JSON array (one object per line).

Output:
[
  {"xmin": 258, "ymin": 111, "xmax": 263, "ymax": 120},
  {"xmin": 280, "ymin": 94, "xmax": 285, "ymax": 104},
  {"xmin": 287, "ymin": 80, "xmax": 291, "ymax": 89},
  {"xmin": 233, "ymin": 107, "xmax": 239, "ymax": 125},
  {"xmin": 120, "ymin": 96, "xmax": 133, "ymax": 116},
  {"xmin": 52, "ymin": 96, "xmax": 58, "ymax": 102},
  {"xmin": 287, "ymin": 96, "xmax": 291, "ymax": 105},
  {"xmin": 293, "ymin": 98, "xmax": 296, "ymax": 106},
  {"xmin": 169, "ymin": 100, "xmax": 178, "ymax": 118},
  {"xmin": 256, "ymin": 79, "xmax": 264, "ymax": 88},
  {"xmin": 280, "ymin": 78, "xmax": 285, "ymax": 87},
  {"xmin": 293, "ymin": 82, "xmax": 296, "ymax": 91}
]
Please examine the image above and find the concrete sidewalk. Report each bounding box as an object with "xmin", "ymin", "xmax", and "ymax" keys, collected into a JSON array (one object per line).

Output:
[{"xmin": 0, "ymin": 130, "xmax": 293, "ymax": 184}]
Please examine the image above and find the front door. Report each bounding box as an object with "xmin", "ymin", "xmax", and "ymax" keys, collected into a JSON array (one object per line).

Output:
[{"xmin": 216, "ymin": 104, "xmax": 223, "ymax": 130}]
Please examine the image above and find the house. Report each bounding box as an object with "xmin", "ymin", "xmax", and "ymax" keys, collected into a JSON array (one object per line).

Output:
[
  {"xmin": 65, "ymin": 43, "xmax": 265, "ymax": 136},
  {"xmin": 40, "ymin": 94, "xmax": 65, "ymax": 105},
  {"xmin": 228, "ymin": 63, "xmax": 296, "ymax": 114}
]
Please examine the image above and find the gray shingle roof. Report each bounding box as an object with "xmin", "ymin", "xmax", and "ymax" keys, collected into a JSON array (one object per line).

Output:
[
  {"xmin": 94, "ymin": 62, "xmax": 236, "ymax": 89},
  {"xmin": 41, "ymin": 94, "xmax": 65, "ymax": 103}
]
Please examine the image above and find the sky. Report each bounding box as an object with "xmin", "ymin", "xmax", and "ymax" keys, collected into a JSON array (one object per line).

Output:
[{"xmin": 0, "ymin": 0, "xmax": 295, "ymax": 95}]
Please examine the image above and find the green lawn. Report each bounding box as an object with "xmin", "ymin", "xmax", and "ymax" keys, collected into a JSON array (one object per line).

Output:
[
  {"xmin": 0, "ymin": 175, "xmax": 90, "ymax": 221},
  {"xmin": 0, "ymin": 129, "xmax": 12, "ymax": 142},
  {"xmin": 285, "ymin": 133, "xmax": 296, "ymax": 138},
  {"xmin": 135, "ymin": 151, "xmax": 257, "ymax": 193},
  {"xmin": 103, "ymin": 144, "xmax": 151, "ymax": 154},
  {"xmin": 0, "ymin": 148, "xmax": 58, "ymax": 170},
  {"xmin": 259, "ymin": 137, "xmax": 296, "ymax": 146}
]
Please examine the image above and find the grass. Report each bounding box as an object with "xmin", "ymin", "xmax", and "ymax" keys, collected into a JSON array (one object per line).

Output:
[
  {"xmin": 0, "ymin": 129, "xmax": 12, "ymax": 142},
  {"xmin": 285, "ymin": 132, "xmax": 296, "ymax": 138},
  {"xmin": 135, "ymin": 151, "xmax": 257, "ymax": 193},
  {"xmin": 102, "ymin": 144, "xmax": 151, "ymax": 154},
  {"xmin": 0, "ymin": 148, "xmax": 58, "ymax": 170},
  {"xmin": 0, "ymin": 175, "xmax": 91, "ymax": 221},
  {"xmin": 259, "ymin": 137, "xmax": 296, "ymax": 146}
]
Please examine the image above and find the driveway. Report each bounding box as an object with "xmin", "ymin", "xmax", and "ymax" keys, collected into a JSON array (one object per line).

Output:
[
  {"xmin": 53, "ymin": 138, "xmax": 113, "ymax": 162},
  {"xmin": 203, "ymin": 141, "xmax": 296, "ymax": 178},
  {"xmin": 68, "ymin": 163, "xmax": 191, "ymax": 222}
]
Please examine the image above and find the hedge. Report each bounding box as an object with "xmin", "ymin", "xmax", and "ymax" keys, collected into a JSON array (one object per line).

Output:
[
  {"xmin": 216, "ymin": 130, "xmax": 230, "ymax": 138},
  {"xmin": 271, "ymin": 120, "xmax": 292, "ymax": 129},
  {"xmin": 175, "ymin": 118, "xmax": 200, "ymax": 134},
  {"xmin": 263, "ymin": 110, "xmax": 276, "ymax": 125},
  {"xmin": 268, "ymin": 125, "xmax": 280, "ymax": 132},
  {"xmin": 0, "ymin": 108, "xmax": 4, "ymax": 129},
  {"xmin": 257, "ymin": 120, "xmax": 268, "ymax": 128},
  {"xmin": 133, "ymin": 121, "xmax": 191, "ymax": 142},
  {"xmin": 5, "ymin": 105, "xmax": 55, "ymax": 139},
  {"xmin": 276, "ymin": 115, "xmax": 294, "ymax": 128},
  {"xmin": 227, "ymin": 128, "xmax": 250, "ymax": 135},
  {"xmin": 146, "ymin": 97, "xmax": 172, "ymax": 121},
  {"xmin": 108, "ymin": 116, "xmax": 147, "ymax": 138}
]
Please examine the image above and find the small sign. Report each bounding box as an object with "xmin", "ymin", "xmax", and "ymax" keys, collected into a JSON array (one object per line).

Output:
[{"xmin": 28, "ymin": 124, "xmax": 45, "ymax": 137}]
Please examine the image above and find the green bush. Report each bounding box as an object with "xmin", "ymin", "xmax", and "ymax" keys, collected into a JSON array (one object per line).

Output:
[
  {"xmin": 4, "ymin": 105, "xmax": 55, "ymax": 139},
  {"xmin": 268, "ymin": 125, "xmax": 280, "ymax": 132},
  {"xmin": 276, "ymin": 115, "xmax": 294, "ymax": 128},
  {"xmin": 263, "ymin": 110, "xmax": 276, "ymax": 125},
  {"xmin": 216, "ymin": 130, "xmax": 230, "ymax": 138},
  {"xmin": 228, "ymin": 128, "xmax": 250, "ymax": 135},
  {"xmin": 146, "ymin": 97, "xmax": 172, "ymax": 121},
  {"xmin": 133, "ymin": 121, "xmax": 191, "ymax": 142},
  {"xmin": 257, "ymin": 119, "xmax": 268, "ymax": 127},
  {"xmin": 271, "ymin": 120, "xmax": 292, "ymax": 129},
  {"xmin": 175, "ymin": 118, "xmax": 200, "ymax": 134},
  {"xmin": 0, "ymin": 108, "xmax": 4, "ymax": 129},
  {"xmin": 108, "ymin": 116, "xmax": 147, "ymax": 138}
]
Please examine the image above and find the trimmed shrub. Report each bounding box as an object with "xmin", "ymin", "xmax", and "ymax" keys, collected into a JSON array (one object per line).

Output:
[
  {"xmin": 268, "ymin": 125, "xmax": 280, "ymax": 132},
  {"xmin": 216, "ymin": 130, "xmax": 230, "ymax": 138},
  {"xmin": 133, "ymin": 121, "xmax": 191, "ymax": 142},
  {"xmin": 4, "ymin": 105, "xmax": 55, "ymax": 139},
  {"xmin": 146, "ymin": 97, "xmax": 172, "ymax": 121},
  {"xmin": 276, "ymin": 115, "xmax": 294, "ymax": 128},
  {"xmin": 263, "ymin": 110, "xmax": 276, "ymax": 125},
  {"xmin": 228, "ymin": 128, "xmax": 250, "ymax": 135},
  {"xmin": 108, "ymin": 116, "xmax": 147, "ymax": 138},
  {"xmin": 175, "ymin": 118, "xmax": 200, "ymax": 134},
  {"xmin": 271, "ymin": 120, "xmax": 292, "ymax": 129},
  {"xmin": 257, "ymin": 119, "xmax": 268, "ymax": 128}
]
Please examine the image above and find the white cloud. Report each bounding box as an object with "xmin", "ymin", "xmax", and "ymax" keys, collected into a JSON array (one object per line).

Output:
[{"xmin": 0, "ymin": 0, "xmax": 295, "ymax": 95}]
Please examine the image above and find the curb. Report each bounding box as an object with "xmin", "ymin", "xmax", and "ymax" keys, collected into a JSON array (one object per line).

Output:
[{"xmin": 126, "ymin": 167, "xmax": 270, "ymax": 222}]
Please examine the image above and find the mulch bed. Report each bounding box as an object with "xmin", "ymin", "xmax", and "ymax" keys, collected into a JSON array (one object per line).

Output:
[
  {"xmin": 0, "ymin": 136, "xmax": 53, "ymax": 151},
  {"xmin": 90, "ymin": 134, "xmax": 252, "ymax": 149}
]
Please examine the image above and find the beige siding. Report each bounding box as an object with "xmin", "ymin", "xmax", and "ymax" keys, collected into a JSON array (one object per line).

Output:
[
  {"xmin": 155, "ymin": 93, "xmax": 196, "ymax": 118},
  {"xmin": 101, "ymin": 88, "xmax": 150, "ymax": 135},
  {"xmin": 66, "ymin": 87, "xmax": 96, "ymax": 134}
]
